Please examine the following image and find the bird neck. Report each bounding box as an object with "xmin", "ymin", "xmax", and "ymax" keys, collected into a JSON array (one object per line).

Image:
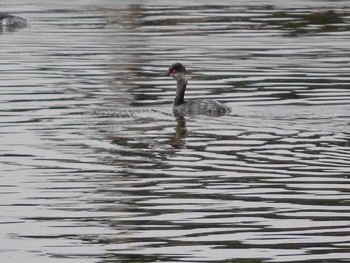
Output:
[{"xmin": 174, "ymin": 75, "xmax": 187, "ymax": 106}]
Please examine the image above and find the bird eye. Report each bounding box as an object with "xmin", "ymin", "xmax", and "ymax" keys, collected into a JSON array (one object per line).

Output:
[{"xmin": 171, "ymin": 69, "xmax": 177, "ymax": 73}]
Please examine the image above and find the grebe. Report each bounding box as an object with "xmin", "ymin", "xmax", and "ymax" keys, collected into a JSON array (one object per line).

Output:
[
  {"xmin": 165, "ymin": 62, "xmax": 231, "ymax": 116},
  {"xmin": 0, "ymin": 13, "xmax": 29, "ymax": 29}
]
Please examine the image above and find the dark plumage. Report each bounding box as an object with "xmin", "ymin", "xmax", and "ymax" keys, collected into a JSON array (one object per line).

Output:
[
  {"xmin": 165, "ymin": 62, "xmax": 231, "ymax": 116},
  {"xmin": 0, "ymin": 13, "xmax": 29, "ymax": 29}
]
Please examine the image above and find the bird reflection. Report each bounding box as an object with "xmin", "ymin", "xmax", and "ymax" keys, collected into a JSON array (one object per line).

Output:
[{"xmin": 166, "ymin": 116, "xmax": 187, "ymax": 148}]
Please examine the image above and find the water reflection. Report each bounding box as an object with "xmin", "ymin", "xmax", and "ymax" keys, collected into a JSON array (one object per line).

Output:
[
  {"xmin": 273, "ymin": 10, "xmax": 349, "ymax": 36},
  {"xmin": 166, "ymin": 116, "xmax": 187, "ymax": 148},
  {"xmin": 54, "ymin": 105, "xmax": 350, "ymax": 263},
  {"xmin": 1, "ymin": 1, "xmax": 350, "ymax": 263}
]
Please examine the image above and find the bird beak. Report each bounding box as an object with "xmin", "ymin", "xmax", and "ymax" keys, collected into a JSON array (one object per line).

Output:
[{"xmin": 159, "ymin": 71, "xmax": 170, "ymax": 77}]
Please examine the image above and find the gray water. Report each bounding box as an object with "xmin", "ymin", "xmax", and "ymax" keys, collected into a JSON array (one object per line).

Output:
[{"xmin": 1, "ymin": 1, "xmax": 350, "ymax": 262}]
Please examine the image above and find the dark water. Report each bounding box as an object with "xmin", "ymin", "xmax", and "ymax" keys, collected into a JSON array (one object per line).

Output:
[{"xmin": 1, "ymin": 1, "xmax": 350, "ymax": 262}]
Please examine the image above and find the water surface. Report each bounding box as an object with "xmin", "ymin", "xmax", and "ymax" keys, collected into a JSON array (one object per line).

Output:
[{"xmin": 1, "ymin": 1, "xmax": 350, "ymax": 262}]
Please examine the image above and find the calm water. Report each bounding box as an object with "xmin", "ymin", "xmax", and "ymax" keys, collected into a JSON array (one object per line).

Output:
[{"xmin": 1, "ymin": 1, "xmax": 350, "ymax": 262}]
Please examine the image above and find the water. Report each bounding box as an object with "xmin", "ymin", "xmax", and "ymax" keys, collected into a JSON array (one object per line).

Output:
[{"xmin": 1, "ymin": 1, "xmax": 350, "ymax": 262}]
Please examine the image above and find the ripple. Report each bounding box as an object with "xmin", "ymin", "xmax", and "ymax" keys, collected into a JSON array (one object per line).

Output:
[{"xmin": 1, "ymin": 2, "xmax": 350, "ymax": 263}]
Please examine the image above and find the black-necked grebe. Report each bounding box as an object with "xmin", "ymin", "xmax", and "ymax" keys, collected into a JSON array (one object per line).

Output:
[
  {"xmin": 0, "ymin": 13, "xmax": 29, "ymax": 29},
  {"xmin": 165, "ymin": 62, "xmax": 231, "ymax": 116}
]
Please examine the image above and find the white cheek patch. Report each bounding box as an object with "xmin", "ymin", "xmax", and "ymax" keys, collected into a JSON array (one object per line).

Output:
[{"xmin": 2, "ymin": 18, "xmax": 10, "ymax": 26}]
